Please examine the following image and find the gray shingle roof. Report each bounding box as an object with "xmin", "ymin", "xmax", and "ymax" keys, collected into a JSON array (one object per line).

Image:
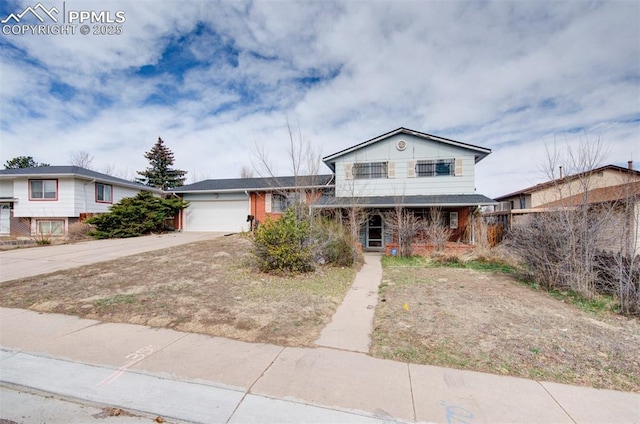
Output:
[
  {"xmin": 169, "ymin": 175, "xmax": 334, "ymax": 192},
  {"xmin": 0, "ymin": 166, "xmax": 161, "ymax": 192},
  {"xmin": 312, "ymin": 194, "xmax": 496, "ymax": 208}
]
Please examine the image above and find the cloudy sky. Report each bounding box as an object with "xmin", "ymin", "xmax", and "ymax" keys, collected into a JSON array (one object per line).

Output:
[{"xmin": 0, "ymin": 0, "xmax": 638, "ymax": 198}]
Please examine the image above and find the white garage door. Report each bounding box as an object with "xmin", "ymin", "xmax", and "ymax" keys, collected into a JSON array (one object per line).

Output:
[{"xmin": 185, "ymin": 200, "xmax": 250, "ymax": 232}]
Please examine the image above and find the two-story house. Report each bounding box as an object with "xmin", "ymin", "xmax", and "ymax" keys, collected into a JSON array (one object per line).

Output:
[
  {"xmin": 0, "ymin": 166, "xmax": 162, "ymax": 237},
  {"xmin": 315, "ymin": 128, "xmax": 494, "ymax": 251},
  {"xmin": 171, "ymin": 128, "xmax": 495, "ymax": 251}
]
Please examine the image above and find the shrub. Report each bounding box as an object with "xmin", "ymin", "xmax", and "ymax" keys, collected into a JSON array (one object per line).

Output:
[
  {"xmin": 311, "ymin": 217, "xmax": 359, "ymax": 267},
  {"xmin": 253, "ymin": 209, "xmax": 315, "ymax": 274},
  {"xmin": 86, "ymin": 192, "xmax": 188, "ymax": 239},
  {"xmin": 67, "ymin": 222, "xmax": 92, "ymax": 241}
]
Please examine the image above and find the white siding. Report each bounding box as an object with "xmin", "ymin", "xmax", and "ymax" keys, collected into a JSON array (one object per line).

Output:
[
  {"xmin": 0, "ymin": 181, "xmax": 13, "ymax": 198},
  {"xmin": 72, "ymin": 180, "xmax": 142, "ymax": 215},
  {"xmin": 12, "ymin": 177, "xmax": 148, "ymax": 218},
  {"xmin": 334, "ymin": 133, "xmax": 477, "ymax": 197},
  {"xmin": 13, "ymin": 178, "xmax": 77, "ymax": 217}
]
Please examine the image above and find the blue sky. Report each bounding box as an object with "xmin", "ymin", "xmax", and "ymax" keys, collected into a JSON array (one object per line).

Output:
[{"xmin": 0, "ymin": 0, "xmax": 638, "ymax": 197}]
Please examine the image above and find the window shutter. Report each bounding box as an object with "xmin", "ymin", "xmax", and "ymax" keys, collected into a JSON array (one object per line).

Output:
[
  {"xmin": 407, "ymin": 160, "xmax": 416, "ymax": 178},
  {"xmin": 455, "ymin": 158, "xmax": 463, "ymax": 176},
  {"xmin": 265, "ymin": 193, "xmax": 272, "ymax": 213},
  {"xmin": 345, "ymin": 163, "xmax": 353, "ymax": 180},
  {"xmin": 449, "ymin": 212, "xmax": 458, "ymax": 229},
  {"xmin": 387, "ymin": 161, "xmax": 395, "ymax": 178}
]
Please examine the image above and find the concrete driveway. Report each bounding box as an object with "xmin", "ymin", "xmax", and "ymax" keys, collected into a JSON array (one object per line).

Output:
[{"xmin": 0, "ymin": 232, "xmax": 223, "ymax": 283}]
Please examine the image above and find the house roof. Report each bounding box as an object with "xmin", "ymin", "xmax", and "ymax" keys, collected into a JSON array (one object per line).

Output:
[
  {"xmin": 312, "ymin": 194, "xmax": 496, "ymax": 208},
  {"xmin": 494, "ymin": 165, "xmax": 640, "ymax": 201},
  {"xmin": 0, "ymin": 166, "xmax": 162, "ymax": 193},
  {"xmin": 322, "ymin": 127, "xmax": 492, "ymax": 171},
  {"xmin": 537, "ymin": 181, "xmax": 640, "ymax": 208},
  {"xmin": 169, "ymin": 174, "xmax": 335, "ymax": 193}
]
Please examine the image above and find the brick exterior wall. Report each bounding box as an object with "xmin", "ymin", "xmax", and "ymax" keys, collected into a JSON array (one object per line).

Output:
[{"xmin": 10, "ymin": 213, "xmax": 31, "ymax": 237}]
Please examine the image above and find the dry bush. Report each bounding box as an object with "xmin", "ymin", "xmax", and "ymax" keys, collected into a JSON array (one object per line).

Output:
[
  {"xmin": 67, "ymin": 222, "xmax": 93, "ymax": 241},
  {"xmin": 424, "ymin": 208, "xmax": 453, "ymax": 252},
  {"xmin": 384, "ymin": 206, "xmax": 425, "ymax": 257}
]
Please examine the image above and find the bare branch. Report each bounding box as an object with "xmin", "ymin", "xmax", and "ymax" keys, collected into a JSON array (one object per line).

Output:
[{"xmin": 69, "ymin": 151, "xmax": 94, "ymax": 169}]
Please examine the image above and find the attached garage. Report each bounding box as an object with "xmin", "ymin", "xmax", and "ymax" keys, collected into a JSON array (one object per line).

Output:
[{"xmin": 183, "ymin": 194, "xmax": 250, "ymax": 232}]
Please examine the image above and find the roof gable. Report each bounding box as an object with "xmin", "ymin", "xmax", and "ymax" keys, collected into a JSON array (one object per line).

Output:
[
  {"xmin": 323, "ymin": 127, "xmax": 491, "ymax": 171},
  {"xmin": 0, "ymin": 166, "xmax": 161, "ymax": 193}
]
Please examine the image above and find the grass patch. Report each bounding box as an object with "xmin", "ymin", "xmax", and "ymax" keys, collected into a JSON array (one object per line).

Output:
[
  {"xmin": 382, "ymin": 255, "xmax": 515, "ymax": 274},
  {"xmin": 94, "ymin": 294, "xmax": 137, "ymax": 308},
  {"xmin": 381, "ymin": 256, "xmax": 430, "ymax": 267},
  {"xmin": 548, "ymin": 289, "xmax": 616, "ymax": 315}
]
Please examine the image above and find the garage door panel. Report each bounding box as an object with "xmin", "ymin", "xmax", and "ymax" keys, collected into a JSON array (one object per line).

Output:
[{"xmin": 185, "ymin": 200, "xmax": 250, "ymax": 232}]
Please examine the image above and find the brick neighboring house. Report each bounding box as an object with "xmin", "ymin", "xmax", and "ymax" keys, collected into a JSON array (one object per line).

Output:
[
  {"xmin": 0, "ymin": 166, "xmax": 162, "ymax": 237},
  {"xmin": 170, "ymin": 128, "xmax": 495, "ymax": 252}
]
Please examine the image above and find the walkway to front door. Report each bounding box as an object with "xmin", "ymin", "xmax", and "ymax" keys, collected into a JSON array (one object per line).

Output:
[{"xmin": 315, "ymin": 253, "xmax": 383, "ymax": 352}]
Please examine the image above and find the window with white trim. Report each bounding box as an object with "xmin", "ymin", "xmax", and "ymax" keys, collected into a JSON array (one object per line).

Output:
[
  {"xmin": 272, "ymin": 193, "xmax": 289, "ymax": 213},
  {"xmin": 416, "ymin": 159, "xmax": 455, "ymax": 177},
  {"xmin": 352, "ymin": 162, "xmax": 388, "ymax": 179},
  {"xmin": 37, "ymin": 220, "xmax": 64, "ymax": 236},
  {"xmin": 96, "ymin": 183, "xmax": 113, "ymax": 203},
  {"xmin": 29, "ymin": 179, "xmax": 57, "ymax": 200}
]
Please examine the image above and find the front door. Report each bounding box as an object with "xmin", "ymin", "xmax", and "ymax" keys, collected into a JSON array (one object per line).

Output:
[
  {"xmin": 0, "ymin": 204, "xmax": 10, "ymax": 234},
  {"xmin": 367, "ymin": 214, "xmax": 384, "ymax": 249}
]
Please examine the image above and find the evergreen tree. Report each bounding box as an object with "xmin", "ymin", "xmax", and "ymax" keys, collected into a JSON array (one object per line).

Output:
[
  {"xmin": 4, "ymin": 156, "xmax": 50, "ymax": 169},
  {"xmin": 136, "ymin": 137, "xmax": 187, "ymax": 190}
]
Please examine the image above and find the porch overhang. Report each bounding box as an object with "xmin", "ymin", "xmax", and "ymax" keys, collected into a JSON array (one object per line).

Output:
[{"xmin": 311, "ymin": 194, "xmax": 496, "ymax": 208}]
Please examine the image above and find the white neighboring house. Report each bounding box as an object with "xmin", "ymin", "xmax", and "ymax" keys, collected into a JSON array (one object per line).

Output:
[{"xmin": 0, "ymin": 166, "xmax": 162, "ymax": 237}]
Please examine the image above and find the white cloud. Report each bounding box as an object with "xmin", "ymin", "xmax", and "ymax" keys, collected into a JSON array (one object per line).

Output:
[{"xmin": 0, "ymin": 0, "xmax": 637, "ymax": 198}]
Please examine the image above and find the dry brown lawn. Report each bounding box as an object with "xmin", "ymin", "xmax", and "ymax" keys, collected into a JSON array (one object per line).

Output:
[
  {"xmin": 0, "ymin": 235, "xmax": 356, "ymax": 346},
  {"xmin": 372, "ymin": 263, "xmax": 640, "ymax": 392}
]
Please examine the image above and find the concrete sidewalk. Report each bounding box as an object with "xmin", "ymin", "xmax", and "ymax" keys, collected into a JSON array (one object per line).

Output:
[
  {"xmin": 1, "ymin": 308, "xmax": 638, "ymax": 424},
  {"xmin": 316, "ymin": 253, "xmax": 383, "ymax": 352},
  {"xmin": 0, "ymin": 232, "xmax": 222, "ymax": 283}
]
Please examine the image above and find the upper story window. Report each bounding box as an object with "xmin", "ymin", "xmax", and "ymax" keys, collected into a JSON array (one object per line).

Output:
[
  {"xmin": 96, "ymin": 183, "xmax": 113, "ymax": 203},
  {"xmin": 416, "ymin": 159, "xmax": 455, "ymax": 177},
  {"xmin": 29, "ymin": 179, "xmax": 58, "ymax": 200},
  {"xmin": 353, "ymin": 162, "xmax": 388, "ymax": 179}
]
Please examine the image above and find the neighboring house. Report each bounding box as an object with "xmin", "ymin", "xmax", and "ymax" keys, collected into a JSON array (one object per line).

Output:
[
  {"xmin": 169, "ymin": 175, "xmax": 334, "ymax": 232},
  {"xmin": 171, "ymin": 128, "xmax": 495, "ymax": 252},
  {"xmin": 487, "ymin": 162, "xmax": 640, "ymax": 255},
  {"xmin": 493, "ymin": 163, "xmax": 640, "ymax": 211},
  {"xmin": 0, "ymin": 166, "xmax": 162, "ymax": 237}
]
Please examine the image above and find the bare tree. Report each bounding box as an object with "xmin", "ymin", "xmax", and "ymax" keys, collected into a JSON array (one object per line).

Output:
[
  {"xmin": 253, "ymin": 120, "xmax": 322, "ymax": 182},
  {"xmin": 425, "ymin": 207, "xmax": 453, "ymax": 252},
  {"xmin": 252, "ymin": 120, "xmax": 325, "ymax": 218},
  {"xmin": 384, "ymin": 204, "xmax": 425, "ymax": 257},
  {"xmin": 101, "ymin": 163, "xmax": 117, "ymax": 176},
  {"xmin": 239, "ymin": 165, "xmax": 254, "ymax": 179},
  {"xmin": 69, "ymin": 151, "xmax": 94, "ymax": 169},
  {"xmin": 508, "ymin": 136, "xmax": 639, "ymax": 315}
]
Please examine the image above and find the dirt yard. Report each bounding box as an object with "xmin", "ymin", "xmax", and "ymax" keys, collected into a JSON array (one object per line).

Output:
[
  {"xmin": 371, "ymin": 265, "xmax": 640, "ymax": 392},
  {"xmin": 0, "ymin": 235, "xmax": 356, "ymax": 346}
]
